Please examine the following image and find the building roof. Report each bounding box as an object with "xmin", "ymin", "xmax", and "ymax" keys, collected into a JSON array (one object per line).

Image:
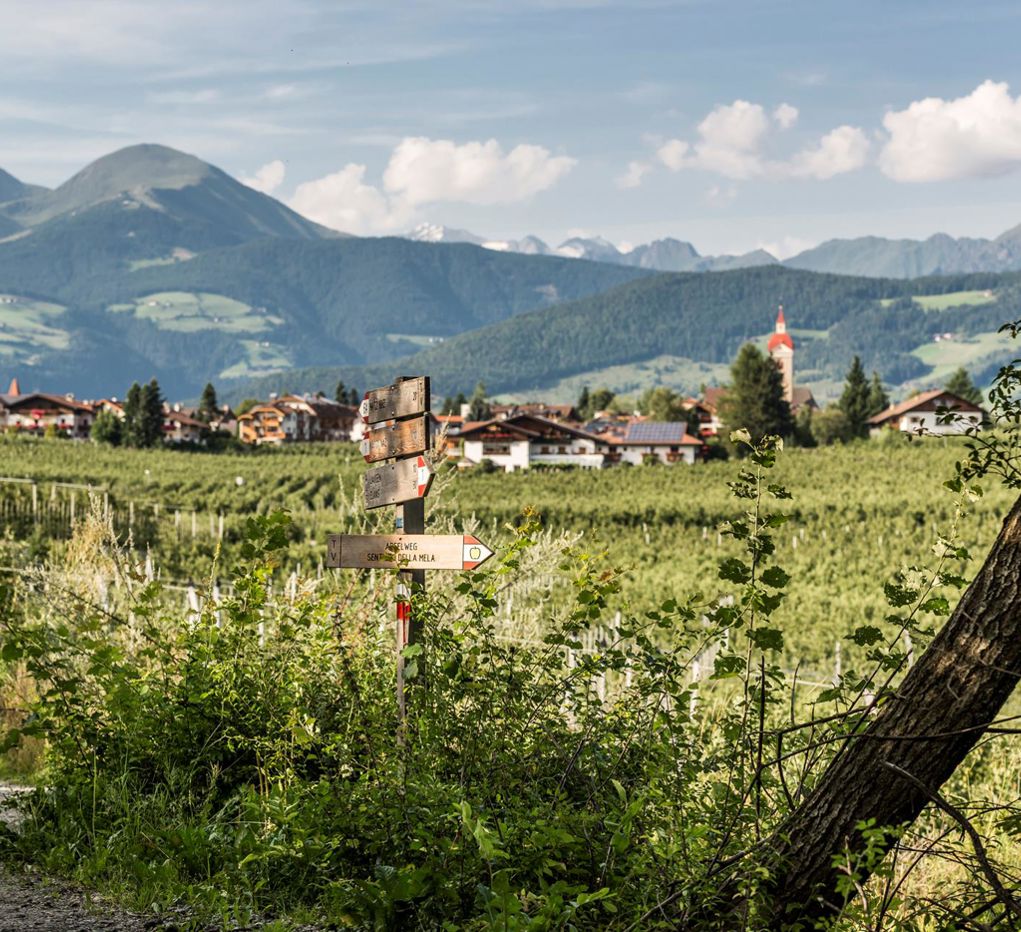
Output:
[
  {"xmin": 768, "ymin": 305, "xmax": 794, "ymax": 352},
  {"xmin": 868, "ymin": 389, "xmax": 987, "ymax": 425},
  {"xmin": 791, "ymin": 387, "xmax": 817, "ymax": 410},
  {"xmin": 702, "ymin": 386, "xmax": 728, "ymax": 412},
  {"xmin": 6, "ymin": 392, "xmax": 94, "ymax": 413},
  {"xmin": 459, "ymin": 413, "xmax": 602, "ymax": 443},
  {"xmin": 620, "ymin": 421, "xmax": 702, "ymax": 446}
]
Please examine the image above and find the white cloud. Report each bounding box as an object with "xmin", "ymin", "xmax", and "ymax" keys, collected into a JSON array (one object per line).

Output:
[
  {"xmin": 656, "ymin": 139, "xmax": 690, "ymax": 171},
  {"xmin": 879, "ymin": 79, "xmax": 1021, "ymax": 182},
  {"xmin": 786, "ymin": 125, "xmax": 869, "ymax": 179},
  {"xmin": 657, "ymin": 100, "xmax": 770, "ymax": 179},
  {"xmin": 773, "ymin": 103, "xmax": 799, "ymax": 130},
  {"xmin": 240, "ymin": 159, "xmax": 286, "ymax": 195},
  {"xmin": 617, "ymin": 160, "xmax": 651, "ymax": 189},
  {"xmin": 289, "ymin": 135, "xmax": 575, "ymax": 235},
  {"xmin": 655, "ymin": 98, "xmax": 866, "ymax": 182},
  {"xmin": 755, "ymin": 236, "xmax": 817, "ymax": 261},
  {"xmin": 382, "ymin": 137, "xmax": 576, "ymax": 206},
  {"xmin": 290, "ymin": 163, "xmax": 413, "ymax": 236}
]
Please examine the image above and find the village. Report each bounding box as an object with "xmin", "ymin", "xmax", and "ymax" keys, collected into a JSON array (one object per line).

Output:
[{"xmin": 0, "ymin": 310, "xmax": 989, "ymax": 470}]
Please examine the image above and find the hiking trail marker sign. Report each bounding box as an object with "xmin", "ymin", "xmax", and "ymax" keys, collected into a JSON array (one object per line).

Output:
[
  {"xmin": 330, "ymin": 375, "xmax": 495, "ymax": 724},
  {"xmin": 326, "ymin": 534, "xmax": 494, "ymax": 571}
]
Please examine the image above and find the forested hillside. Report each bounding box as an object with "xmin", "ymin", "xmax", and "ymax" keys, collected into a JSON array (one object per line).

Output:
[{"xmin": 237, "ymin": 265, "xmax": 1021, "ymax": 399}]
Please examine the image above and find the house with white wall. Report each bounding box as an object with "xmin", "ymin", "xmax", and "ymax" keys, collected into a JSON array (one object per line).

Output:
[
  {"xmin": 868, "ymin": 389, "xmax": 987, "ymax": 436},
  {"xmin": 459, "ymin": 414, "xmax": 606, "ymax": 471},
  {"xmin": 614, "ymin": 422, "xmax": 703, "ymax": 464}
]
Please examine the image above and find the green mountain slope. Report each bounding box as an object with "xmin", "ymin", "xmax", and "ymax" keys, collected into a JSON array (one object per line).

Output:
[
  {"xmin": 0, "ymin": 145, "xmax": 651, "ymax": 397},
  {"xmin": 0, "ymin": 144, "xmax": 328, "ymax": 240},
  {"xmin": 234, "ymin": 265, "xmax": 1021, "ymax": 401},
  {"xmin": 0, "ymin": 167, "xmax": 41, "ymax": 204},
  {"xmin": 785, "ymin": 231, "xmax": 1021, "ymax": 278}
]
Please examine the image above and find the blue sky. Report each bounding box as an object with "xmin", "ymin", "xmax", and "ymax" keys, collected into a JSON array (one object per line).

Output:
[{"xmin": 4, "ymin": 0, "xmax": 1021, "ymax": 256}]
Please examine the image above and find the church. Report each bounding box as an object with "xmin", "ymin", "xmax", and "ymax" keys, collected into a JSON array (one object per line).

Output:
[{"xmin": 767, "ymin": 306, "xmax": 817, "ymax": 412}]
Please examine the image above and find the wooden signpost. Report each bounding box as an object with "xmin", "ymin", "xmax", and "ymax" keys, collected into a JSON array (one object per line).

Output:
[
  {"xmin": 326, "ymin": 534, "xmax": 495, "ymax": 571},
  {"xmin": 361, "ymin": 415, "xmax": 428, "ymax": 464},
  {"xmin": 329, "ymin": 375, "xmax": 495, "ymax": 724},
  {"xmin": 363, "ymin": 455, "xmax": 434, "ymax": 510}
]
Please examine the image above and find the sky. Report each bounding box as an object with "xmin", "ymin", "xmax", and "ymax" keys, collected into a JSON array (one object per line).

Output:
[{"xmin": 4, "ymin": 0, "xmax": 1021, "ymax": 257}]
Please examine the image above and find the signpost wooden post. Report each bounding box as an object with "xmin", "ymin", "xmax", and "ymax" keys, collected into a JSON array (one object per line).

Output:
[{"xmin": 329, "ymin": 375, "xmax": 495, "ymax": 726}]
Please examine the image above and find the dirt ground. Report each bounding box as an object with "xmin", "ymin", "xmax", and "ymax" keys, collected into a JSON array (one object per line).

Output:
[{"xmin": 0, "ymin": 784, "xmax": 149, "ymax": 931}]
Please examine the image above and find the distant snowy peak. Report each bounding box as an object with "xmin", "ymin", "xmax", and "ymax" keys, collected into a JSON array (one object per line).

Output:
[
  {"xmin": 406, "ymin": 223, "xmax": 488, "ymax": 246},
  {"xmin": 403, "ymin": 224, "xmax": 780, "ymax": 272}
]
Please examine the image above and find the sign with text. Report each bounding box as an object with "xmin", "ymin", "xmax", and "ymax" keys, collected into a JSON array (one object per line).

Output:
[
  {"xmin": 363, "ymin": 455, "xmax": 433, "ymax": 510},
  {"xmin": 326, "ymin": 533, "xmax": 494, "ymax": 570},
  {"xmin": 360, "ymin": 377, "xmax": 428, "ymax": 425},
  {"xmin": 361, "ymin": 415, "xmax": 428, "ymax": 464}
]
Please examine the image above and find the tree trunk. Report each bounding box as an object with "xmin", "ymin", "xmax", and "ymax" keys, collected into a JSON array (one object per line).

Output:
[{"xmin": 765, "ymin": 493, "xmax": 1021, "ymax": 925}]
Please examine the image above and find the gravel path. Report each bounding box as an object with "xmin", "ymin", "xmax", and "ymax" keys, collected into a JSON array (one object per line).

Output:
[
  {"xmin": 0, "ymin": 867, "xmax": 150, "ymax": 931},
  {"xmin": 0, "ymin": 784, "xmax": 149, "ymax": 931}
]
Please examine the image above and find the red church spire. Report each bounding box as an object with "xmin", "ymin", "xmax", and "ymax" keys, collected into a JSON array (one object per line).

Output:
[{"xmin": 768, "ymin": 304, "xmax": 794, "ymax": 351}]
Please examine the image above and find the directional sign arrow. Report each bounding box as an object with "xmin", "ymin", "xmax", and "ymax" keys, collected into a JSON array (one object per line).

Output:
[
  {"xmin": 326, "ymin": 533, "xmax": 496, "ymax": 571},
  {"xmin": 360, "ymin": 377, "xmax": 429, "ymax": 425},
  {"xmin": 361, "ymin": 415, "xmax": 428, "ymax": 464},
  {"xmin": 363, "ymin": 454, "xmax": 434, "ymax": 510}
]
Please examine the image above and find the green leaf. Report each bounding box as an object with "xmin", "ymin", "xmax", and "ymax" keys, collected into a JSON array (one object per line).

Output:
[
  {"xmin": 712, "ymin": 654, "xmax": 746, "ymax": 678},
  {"xmin": 761, "ymin": 566, "xmax": 791, "ymax": 588},
  {"xmin": 718, "ymin": 558, "xmax": 751, "ymax": 584},
  {"xmin": 748, "ymin": 627, "xmax": 784, "ymax": 651},
  {"xmin": 849, "ymin": 625, "xmax": 884, "ymax": 646}
]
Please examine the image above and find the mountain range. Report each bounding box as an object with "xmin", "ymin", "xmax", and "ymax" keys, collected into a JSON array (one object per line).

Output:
[
  {"xmin": 406, "ymin": 223, "xmax": 778, "ymax": 272},
  {"xmin": 1, "ymin": 142, "xmax": 1020, "ymax": 403},
  {"xmin": 406, "ymin": 222, "xmax": 1021, "ymax": 279},
  {"xmin": 0, "ymin": 145, "xmax": 647, "ymax": 397}
]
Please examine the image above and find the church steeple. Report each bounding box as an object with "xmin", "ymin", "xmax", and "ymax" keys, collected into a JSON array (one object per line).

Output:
[{"xmin": 767, "ymin": 304, "xmax": 794, "ymax": 403}]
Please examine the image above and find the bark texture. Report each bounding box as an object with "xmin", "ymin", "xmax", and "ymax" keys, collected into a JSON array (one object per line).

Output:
[{"xmin": 765, "ymin": 493, "xmax": 1021, "ymax": 925}]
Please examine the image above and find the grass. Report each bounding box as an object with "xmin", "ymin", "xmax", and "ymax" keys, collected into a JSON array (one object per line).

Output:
[
  {"xmin": 913, "ymin": 289, "xmax": 997, "ymax": 310},
  {"xmin": 497, "ymin": 354, "xmax": 732, "ymax": 404},
  {"xmin": 910, "ymin": 329, "xmax": 1015, "ymax": 383},
  {"xmin": 385, "ymin": 333, "xmax": 447, "ymax": 347},
  {"xmin": 0, "ymin": 294, "xmax": 69, "ymax": 356},
  {"xmin": 114, "ymin": 291, "xmax": 272, "ymax": 334},
  {"xmin": 219, "ymin": 340, "xmax": 293, "ymax": 379},
  {"xmin": 880, "ymin": 291, "xmax": 998, "ymax": 310}
]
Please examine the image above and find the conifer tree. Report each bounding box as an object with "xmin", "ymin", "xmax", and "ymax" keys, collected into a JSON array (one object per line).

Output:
[
  {"xmin": 122, "ymin": 382, "xmax": 143, "ymax": 448},
  {"xmin": 467, "ymin": 382, "xmax": 492, "ymax": 421},
  {"xmin": 139, "ymin": 378, "xmax": 164, "ymax": 448},
  {"xmin": 198, "ymin": 382, "xmax": 219, "ymax": 422},
  {"xmin": 576, "ymin": 385, "xmax": 591, "ymax": 419},
  {"xmin": 719, "ymin": 343, "xmax": 792, "ymax": 442},
  {"xmin": 334, "ymin": 381, "xmax": 347, "ymax": 404},
  {"xmin": 838, "ymin": 355, "xmax": 872, "ymax": 438},
  {"xmin": 944, "ymin": 366, "xmax": 984, "ymax": 405},
  {"xmin": 867, "ymin": 371, "xmax": 889, "ymax": 417}
]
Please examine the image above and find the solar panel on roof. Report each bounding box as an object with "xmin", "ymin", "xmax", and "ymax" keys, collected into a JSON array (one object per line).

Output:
[{"xmin": 625, "ymin": 422, "xmax": 687, "ymax": 443}]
